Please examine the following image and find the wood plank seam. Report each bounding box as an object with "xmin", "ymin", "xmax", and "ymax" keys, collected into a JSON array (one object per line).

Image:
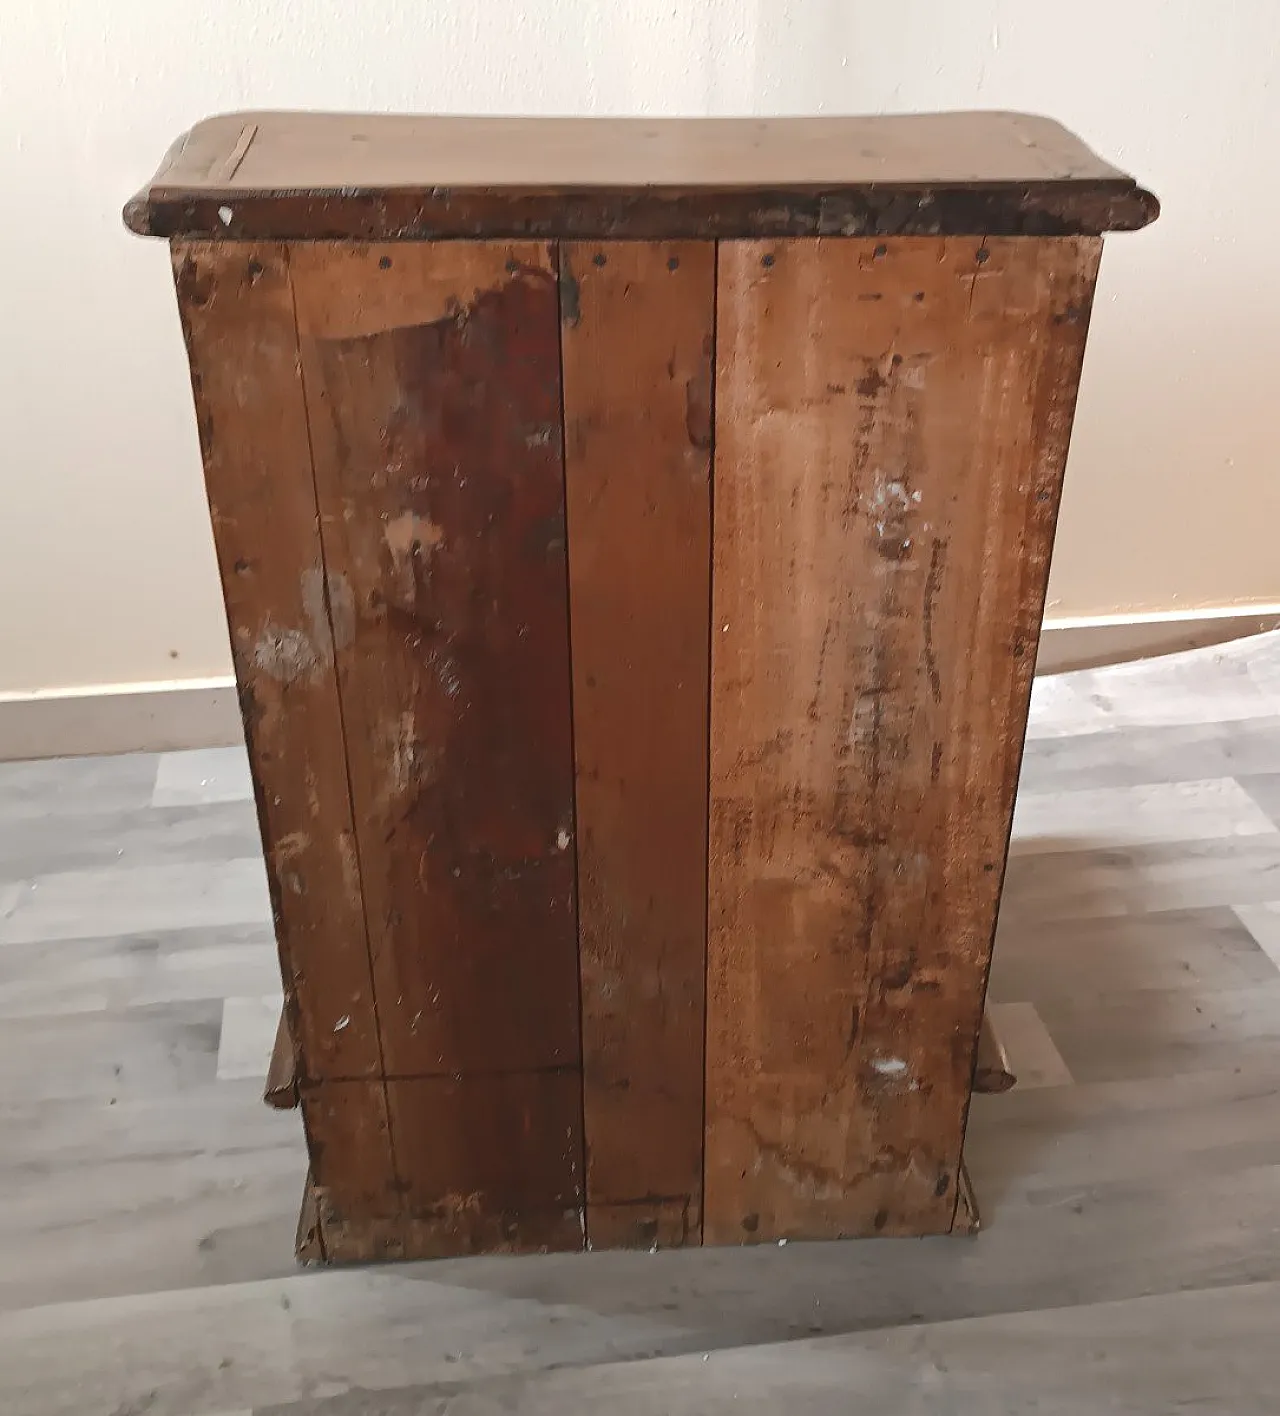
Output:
[
  {"xmin": 282, "ymin": 243, "xmax": 403, "ymax": 1220},
  {"xmin": 211, "ymin": 122, "xmax": 259, "ymax": 184},
  {"xmin": 950, "ymin": 237, "xmax": 1101, "ymax": 1230},
  {"xmin": 698, "ymin": 237, "xmax": 721, "ymax": 1249},
  {"xmin": 553, "ymin": 240, "xmax": 591, "ymax": 1248}
]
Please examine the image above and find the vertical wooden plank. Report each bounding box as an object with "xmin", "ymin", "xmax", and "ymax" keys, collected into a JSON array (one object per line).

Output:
[
  {"xmin": 289, "ymin": 241, "xmax": 584, "ymax": 1255},
  {"xmin": 560, "ymin": 241, "xmax": 714, "ymax": 1250},
  {"xmin": 171, "ymin": 241, "xmax": 399, "ymax": 1254},
  {"xmin": 389, "ymin": 1073, "xmax": 583, "ymax": 1256},
  {"xmin": 704, "ymin": 236, "xmax": 1101, "ymax": 1243}
]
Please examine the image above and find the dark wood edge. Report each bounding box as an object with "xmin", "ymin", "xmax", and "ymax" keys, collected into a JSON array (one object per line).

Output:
[
  {"xmin": 123, "ymin": 179, "xmax": 1158, "ymax": 242},
  {"xmin": 973, "ymin": 1007, "xmax": 1017, "ymax": 1094},
  {"xmin": 953, "ymin": 1162, "xmax": 982, "ymax": 1235},
  {"xmin": 264, "ymin": 1005, "xmax": 299, "ymax": 1110}
]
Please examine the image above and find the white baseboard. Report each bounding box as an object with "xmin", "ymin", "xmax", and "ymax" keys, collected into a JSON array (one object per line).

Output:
[
  {"xmin": 2, "ymin": 607, "xmax": 1279, "ymax": 759},
  {"xmin": 1036, "ymin": 606, "xmax": 1280, "ymax": 675},
  {"xmin": 0, "ymin": 677, "xmax": 242, "ymax": 761}
]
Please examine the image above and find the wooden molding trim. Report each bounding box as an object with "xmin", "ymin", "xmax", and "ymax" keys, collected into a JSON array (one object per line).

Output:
[{"xmin": 0, "ymin": 678, "xmax": 242, "ymax": 760}]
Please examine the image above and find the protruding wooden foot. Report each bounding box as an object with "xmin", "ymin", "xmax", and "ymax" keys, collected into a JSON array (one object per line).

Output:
[{"xmin": 953, "ymin": 1162, "xmax": 981, "ymax": 1234}]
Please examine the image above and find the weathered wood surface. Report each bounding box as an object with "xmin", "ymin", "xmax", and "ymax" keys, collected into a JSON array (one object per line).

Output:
[
  {"xmin": 171, "ymin": 241, "xmax": 399, "ymax": 1254},
  {"xmin": 298, "ymin": 1080, "xmax": 400, "ymax": 1260},
  {"xmin": 172, "ymin": 241, "xmax": 382, "ymax": 1085},
  {"xmin": 387, "ymin": 1075, "xmax": 583, "ymax": 1256},
  {"xmin": 703, "ymin": 236, "xmax": 1102, "ymax": 1243},
  {"xmin": 126, "ymin": 112, "xmax": 1159, "ymax": 242},
  {"xmin": 289, "ymin": 241, "xmax": 584, "ymax": 1254},
  {"xmin": 560, "ymin": 241, "xmax": 714, "ymax": 1249}
]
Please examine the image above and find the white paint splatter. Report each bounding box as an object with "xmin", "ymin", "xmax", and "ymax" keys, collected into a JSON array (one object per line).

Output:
[
  {"xmin": 868, "ymin": 477, "xmax": 913, "ymax": 537},
  {"xmin": 871, "ymin": 1057, "xmax": 908, "ymax": 1076},
  {"xmin": 333, "ymin": 1015, "xmax": 350, "ymax": 1032},
  {"xmin": 253, "ymin": 620, "xmax": 321, "ymax": 685},
  {"xmin": 556, "ymin": 828, "xmax": 571, "ymax": 851},
  {"xmin": 218, "ymin": 205, "xmax": 233, "ymax": 225}
]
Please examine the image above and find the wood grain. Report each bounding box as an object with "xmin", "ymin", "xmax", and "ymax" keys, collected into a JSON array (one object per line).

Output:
[
  {"xmin": 171, "ymin": 242, "xmax": 399, "ymax": 1250},
  {"xmin": 388, "ymin": 1075, "xmax": 583, "ymax": 1256},
  {"xmin": 704, "ymin": 236, "xmax": 1101, "ymax": 1243},
  {"xmin": 289, "ymin": 241, "xmax": 584, "ymax": 1252},
  {"xmin": 171, "ymin": 242, "xmax": 381, "ymax": 1084},
  {"xmin": 560, "ymin": 241, "xmax": 714, "ymax": 1249},
  {"xmin": 299, "ymin": 1081, "xmax": 400, "ymax": 1261}
]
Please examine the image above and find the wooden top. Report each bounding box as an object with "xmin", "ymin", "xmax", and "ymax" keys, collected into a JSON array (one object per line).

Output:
[{"xmin": 124, "ymin": 111, "xmax": 1158, "ymax": 241}]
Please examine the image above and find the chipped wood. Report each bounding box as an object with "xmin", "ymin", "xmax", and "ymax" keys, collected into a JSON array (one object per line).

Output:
[{"xmin": 300, "ymin": 1080, "xmax": 402, "ymax": 1260}]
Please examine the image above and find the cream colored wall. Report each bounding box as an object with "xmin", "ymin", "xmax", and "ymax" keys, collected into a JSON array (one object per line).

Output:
[{"xmin": 2, "ymin": 0, "xmax": 1276, "ymax": 694}]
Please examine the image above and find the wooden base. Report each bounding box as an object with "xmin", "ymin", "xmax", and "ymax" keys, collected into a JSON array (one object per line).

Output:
[{"xmin": 293, "ymin": 1164, "xmax": 983, "ymax": 1262}]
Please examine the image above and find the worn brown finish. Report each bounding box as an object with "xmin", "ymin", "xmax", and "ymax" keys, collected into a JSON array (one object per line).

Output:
[
  {"xmin": 974, "ymin": 1008, "xmax": 1017, "ymax": 1094},
  {"xmin": 704, "ymin": 236, "xmax": 1102, "ymax": 1243},
  {"xmin": 171, "ymin": 241, "xmax": 400, "ymax": 1253},
  {"xmin": 299, "ymin": 1080, "xmax": 401, "ymax": 1260},
  {"xmin": 386, "ymin": 1075, "xmax": 583, "ymax": 1256},
  {"xmin": 171, "ymin": 242, "xmax": 381, "ymax": 1085},
  {"xmin": 561, "ymin": 241, "xmax": 714, "ymax": 1249},
  {"xmin": 125, "ymin": 112, "xmax": 1158, "ymax": 241},
  {"xmin": 288, "ymin": 241, "xmax": 584, "ymax": 1251}
]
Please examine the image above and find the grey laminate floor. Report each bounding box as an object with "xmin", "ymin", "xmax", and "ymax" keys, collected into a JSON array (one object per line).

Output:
[{"xmin": 6, "ymin": 638, "xmax": 1280, "ymax": 1413}]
